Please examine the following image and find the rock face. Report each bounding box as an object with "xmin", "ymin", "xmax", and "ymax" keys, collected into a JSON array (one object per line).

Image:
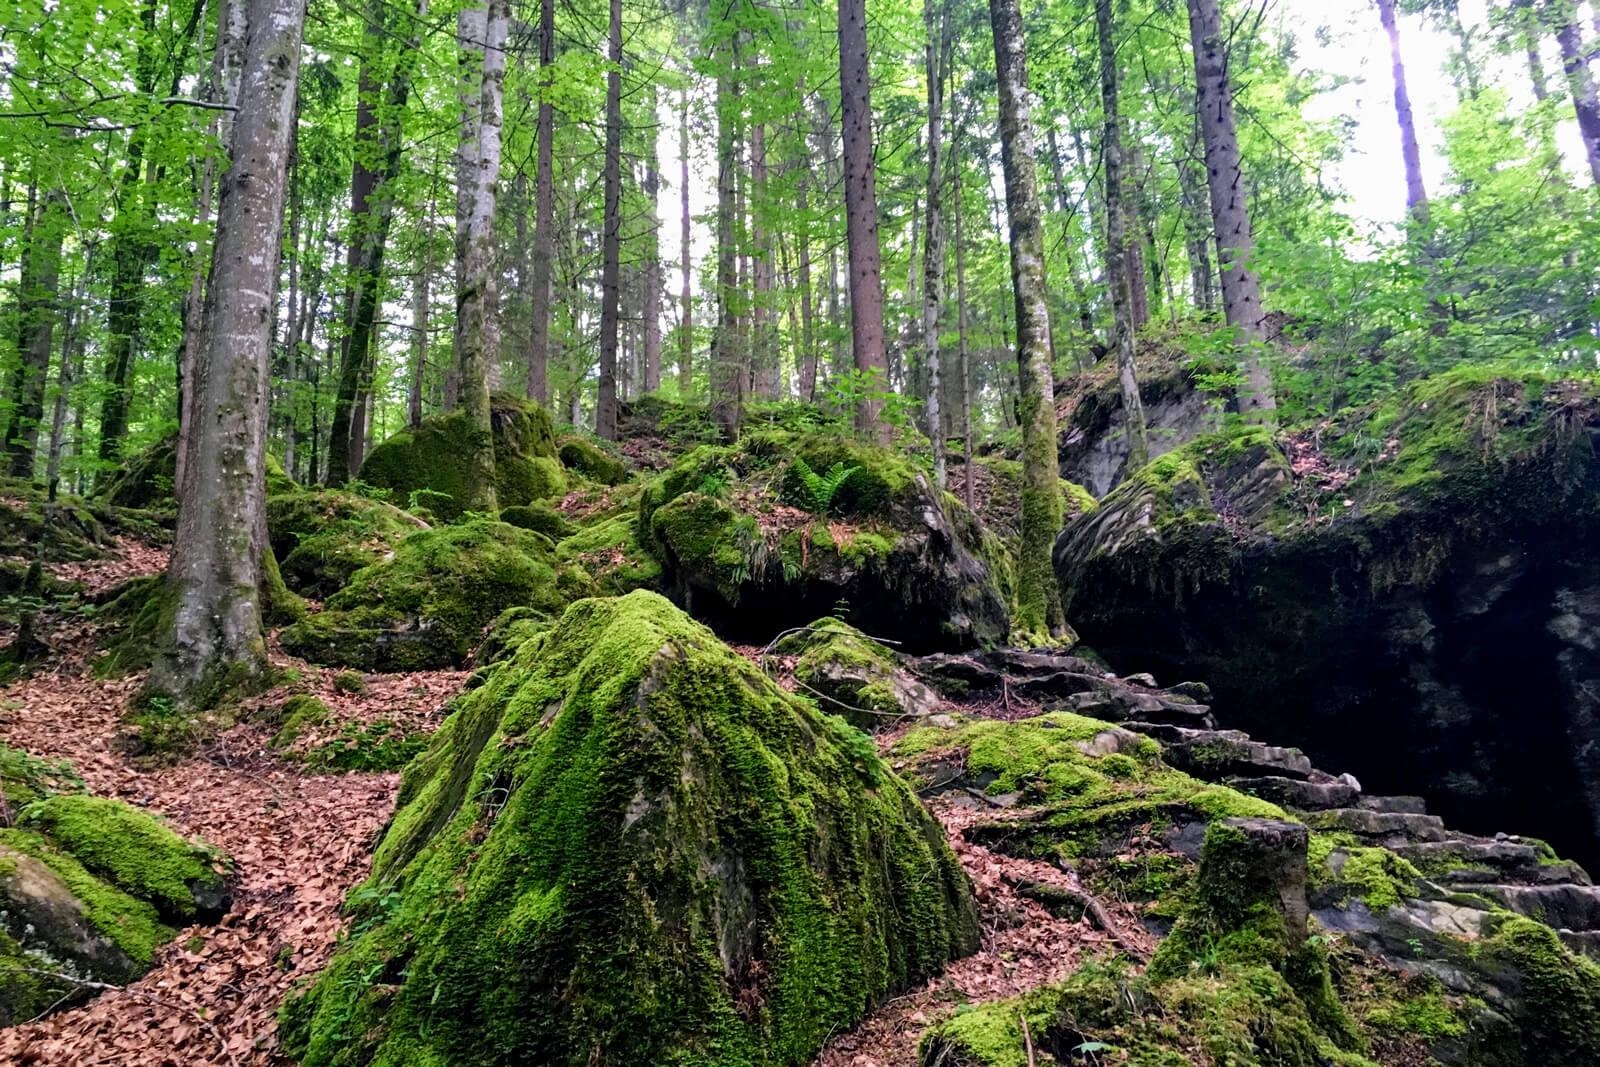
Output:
[
  {"xmin": 1055, "ymin": 369, "xmax": 1600, "ymax": 871},
  {"xmin": 0, "ymin": 748, "xmax": 232, "ymax": 1025},
  {"xmin": 641, "ymin": 431, "xmax": 1009, "ymax": 652},
  {"xmin": 281, "ymin": 592, "xmax": 979, "ymax": 1067},
  {"xmin": 358, "ymin": 392, "xmax": 565, "ymax": 520},
  {"xmin": 279, "ymin": 519, "xmax": 591, "ymax": 670}
]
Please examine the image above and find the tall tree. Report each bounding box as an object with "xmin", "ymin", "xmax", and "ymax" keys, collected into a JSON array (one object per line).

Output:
[
  {"xmin": 990, "ymin": 0, "xmax": 1066, "ymax": 638},
  {"xmin": 147, "ymin": 0, "xmax": 305, "ymax": 708},
  {"xmin": 678, "ymin": 82, "xmax": 694, "ymax": 399},
  {"xmin": 1549, "ymin": 0, "xmax": 1600, "ymax": 184},
  {"xmin": 454, "ymin": 0, "xmax": 509, "ymax": 507},
  {"xmin": 526, "ymin": 0, "xmax": 556, "ymax": 406},
  {"xmin": 4, "ymin": 189, "xmax": 66, "ymax": 477},
  {"xmin": 838, "ymin": 0, "xmax": 890, "ymax": 442},
  {"xmin": 1376, "ymin": 0, "xmax": 1431, "ymax": 224},
  {"xmin": 1095, "ymin": 0, "xmax": 1150, "ymax": 473},
  {"xmin": 643, "ymin": 85, "xmax": 663, "ymax": 395},
  {"xmin": 708, "ymin": 15, "xmax": 742, "ymax": 439},
  {"xmin": 596, "ymin": 0, "xmax": 623, "ymax": 440},
  {"xmin": 923, "ymin": 0, "xmax": 950, "ymax": 487},
  {"xmin": 751, "ymin": 121, "xmax": 779, "ymax": 399},
  {"xmin": 1189, "ymin": 0, "xmax": 1275, "ymax": 418}
]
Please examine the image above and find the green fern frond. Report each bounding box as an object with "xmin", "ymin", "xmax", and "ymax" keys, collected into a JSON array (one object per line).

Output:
[{"xmin": 791, "ymin": 456, "xmax": 861, "ymax": 516}]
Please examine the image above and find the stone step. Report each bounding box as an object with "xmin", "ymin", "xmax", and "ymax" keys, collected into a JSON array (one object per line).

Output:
[
  {"xmin": 1462, "ymin": 883, "xmax": 1600, "ymax": 932},
  {"xmin": 1062, "ymin": 689, "xmax": 1213, "ymax": 729},
  {"xmin": 1559, "ymin": 930, "xmax": 1600, "ymax": 961},
  {"xmin": 1227, "ymin": 775, "xmax": 1359, "ymax": 811},
  {"xmin": 1394, "ymin": 839, "xmax": 1554, "ymax": 883},
  {"xmin": 1162, "ymin": 732, "xmax": 1316, "ymax": 781},
  {"xmin": 1305, "ymin": 808, "xmax": 1449, "ymax": 845},
  {"xmin": 1356, "ymin": 795, "xmax": 1427, "ymax": 815}
]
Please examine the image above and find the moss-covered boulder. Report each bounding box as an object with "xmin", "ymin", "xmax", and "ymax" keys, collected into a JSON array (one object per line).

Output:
[
  {"xmin": 497, "ymin": 502, "xmax": 574, "ymax": 540},
  {"xmin": 278, "ymin": 518, "xmax": 590, "ymax": 670},
  {"xmin": 558, "ymin": 436, "xmax": 628, "ymax": 486},
  {"xmin": 0, "ymin": 754, "xmax": 232, "ymax": 1024},
  {"xmin": 774, "ymin": 618, "xmax": 942, "ymax": 730},
  {"xmin": 641, "ymin": 431, "xmax": 1008, "ymax": 652},
  {"xmin": 358, "ymin": 393, "xmax": 562, "ymax": 520},
  {"xmin": 1054, "ymin": 366, "xmax": 1600, "ymax": 872},
  {"xmin": 266, "ymin": 489, "xmax": 426, "ymax": 599},
  {"xmin": 280, "ymin": 591, "xmax": 978, "ymax": 1067}
]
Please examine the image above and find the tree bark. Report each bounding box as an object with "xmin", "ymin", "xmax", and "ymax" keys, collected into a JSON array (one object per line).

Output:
[
  {"xmin": 796, "ymin": 114, "xmax": 818, "ymax": 401},
  {"xmin": 951, "ymin": 92, "xmax": 974, "ymax": 513},
  {"xmin": 709, "ymin": 27, "xmax": 743, "ymax": 440},
  {"xmin": 678, "ymin": 82, "xmax": 694, "ymax": 399},
  {"xmin": 1124, "ymin": 138, "xmax": 1151, "ymax": 329},
  {"xmin": 838, "ymin": 0, "xmax": 890, "ymax": 443},
  {"xmin": 47, "ymin": 253, "xmax": 92, "ymax": 499},
  {"xmin": 1178, "ymin": 142, "xmax": 1215, "ymax": 311},
  {"xmin": 4, "ymin": 190, "xmax": 66, "ymax": 479},
  {"xmin": 148, "ymin": 0, "xmax": 304, "ymax": 709},
  {"xmin": 525, "ymin": 0, "xmax": 556, "ymax": 406},
  {"xmin": 1189, "ymin": 0, "xmax": 1275, "ymax": 419},
  {"xmin": 1376, "ymin": 0, "xmax": 1431, "ymax": 225},
  {"xmin": 1096, "ymin": 0, "xmax": 1149, "ymax": 473},
  {"xmin": 1551, "ymin": 0, "xmax": 1600, "ymax": 185},
  {"xmin": 990, "ymin": 0, "xmax": 1066, "ymax": 638},
  {"xmin": 454, "ymin": 0, "xmax": 508, "ymax": 507},
  {"xmin": 595, "ymin": 0, "xmax": 623, "ymax": 439},
  {"xmin": 923, "ymin": 0, "xmax": 950, "ymax": 488},
  {"xmin": 750, "ymin": 121, "xmax": 779, "ymax": 400},
  {"xmin": 643, "ymin": 85, "xmax": 662, "ymax": 395}
]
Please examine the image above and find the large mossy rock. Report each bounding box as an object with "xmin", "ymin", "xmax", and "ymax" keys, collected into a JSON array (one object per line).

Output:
[
  {"xmin": 266, "ymin": 489, "xmax": 426, "ymax": 599},
  {"xmin": 641, "ymin": 431, "xmax": 1009, "ymax": 652},
  {"xmin": 774, "ymin": 617, "xmax": 942, "ymax": 731},
  {"xmin": 1054, "ymin": 366, "xmax": 1600, "ymax": 871},
  {"xmin": 0, "ymin": 746, "xmax": 232, "ymax": 1025},
  {"xmin": 358, "ymin": 393, "xmax": 563, "ymax": 521},
  {"xmin": 280, "ymin": 591, "xmax": 978, "ymax": 1067},
  {"xmin": 279, "ymin": 518, "xmax": 590, "ymax": 671}
]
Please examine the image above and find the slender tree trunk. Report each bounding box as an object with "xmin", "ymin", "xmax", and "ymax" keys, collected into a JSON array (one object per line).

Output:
[
  {"xmin": 326, "ymin": 0, "xmax": 428, "ymax": 485},
  {"xmin": 148, "ymin": 0, "xmax": 304, "ymax": 709},
  {"xmin": 454, "ymin": 0, "xmax": 507, "ymax": 508},
  {"xmin": 990, "ymin": 0, "xmax": 1066, "ymax": 638},
  {"xmin": 750, "ymin": 121, "xmax": 779, "ymax": 399},
  {"xmin": 1189, "ymin": 0, "xmax": 1274, "ymax": 417},
  {"xmin": 952, "ymin": 92, "xmax": 974, "ymax": 513},
  {"xmin": 4, "ymin": 190, "xmax": 66, "ymax": 479},
  {"xmin": 595, "ymin": 0, "xmax": 623, "ymax": 439},
  {"xmin": 709, "ymin": 34, "xmax": 742, "ymax": 439},
  {"xmin": 796, "ymin": 128, "xmax": 818, "ymax": 402},
  {"xmin": 1124, "ymin": 138, "xmax": 1151, "ymax": 329},
  {"xmin": 643, "ymin": 86, "xmax": 662, "ymax": 395},
  {"xmin": 1376, "ymin": 0, "xmax": 1431, "ymax": 225},
  {"xmin": 1096, "ymin": 0, "xmax": 1149, "ymax": 472},
  {"xmin": 1045, "ymin": 127, "xmax": 1096, "ymax": 342},
  {"xmin": 410, "ymin": 194, "xmax": 432, "ymax": 428},
  {"xmin": 1178, "ymin": 145, "xmax": 1215, "ymax": 311},
  {"xmin": 47, "ymin": 255, "xmax": 91, "ymax": 499},
  {"xmin": 1551, "ymin": 0, "xmax": 1600, "ymax": 185},
  {"xmin": 678, "ymin": 83, "xmax": 694, "ymax": 399},
  {"xmin": 525, "ymin": 0, "xmax": 556, "ymax": 406},
  {"xmin": 838, "ymin": 0, "xmax": 890, "ymax": 443},
  {"xmin": 923, "ymin": 0, "xmax": 950, "ymax": 488}
]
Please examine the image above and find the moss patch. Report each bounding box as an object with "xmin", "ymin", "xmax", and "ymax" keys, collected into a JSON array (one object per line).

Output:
[
  {"xmin": 267, "ymin": 489, "xmax": 422, "ymax": 600},
  {"xmin": 558, "ymin": 436, "xmax": 627, "ymax": 486},
  {"xmin": 281, "ymin": 591, "xmax": 978, "ymax": 1067}
]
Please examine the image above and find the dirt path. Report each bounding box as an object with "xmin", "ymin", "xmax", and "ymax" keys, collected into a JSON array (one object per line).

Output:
[{"xmin": 0, "ymin": 547, "xmax": 1130, "ymax": 1067}]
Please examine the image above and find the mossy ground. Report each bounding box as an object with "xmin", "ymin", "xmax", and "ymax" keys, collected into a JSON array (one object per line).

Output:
[
  {"xmin": 280, "ymin": 591, "xmax": 977, "ymax": 1067},
  {"xmin": 279, "ymin": 518, "xmax": 590, "ymax": 670},
  {"xmin": 267, "ymin": 489, "xmax": 422, "ymax": 599}
]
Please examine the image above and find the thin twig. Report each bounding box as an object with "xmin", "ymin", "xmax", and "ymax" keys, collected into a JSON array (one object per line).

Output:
[
  {"xmin": 1021, "ymin": 1012, "xmax": 1037, "ymax": 1067},
  {"xmin": 0, "ymin": 965, "xmax": 241, "ymax": 1067}
]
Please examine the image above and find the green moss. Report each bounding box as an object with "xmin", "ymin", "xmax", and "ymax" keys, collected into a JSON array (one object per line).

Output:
[
  {"xmin": 19, "ymin": 794, "xmax": 228, "ymax": 925},
  {"xmin": 268, "ymin": 489, "xmax": 421, "ymax": 600},
  {"xmin": 1473, "ymin": 915, "xmax": 1600, "ymax": 1062},
  {"xmin": 1307, "ymin": 835, "xmax": 1419, "ymax": 912},
  {"xmin": 915, "ymin": 988, "xmax": 1060, "ymax": 1067},
  {"xmin": 554, "ymin": 513, "xmax": 662, "ymax": 595},
  {"xmin": 279, "ymin": 519, "xmax": 590, "ymax": 670},
  {"xmin": 0, "ymin": 743, "xmax": 84, "ymax": 809},
  {"xmin": 273, "ymin": 695, "xmax": 331, "ymax": 746},
  {"xmin": 1363, "ymin": 982, "xmax": 1467, "ymax": 1039},
  {"xmin": 358, "ymin": 393, "xmax": 558, "ymax": 520},
  {"xmin": 334, "ymin": 671, "xmax": 368, "ymax": 695},
  {"xmin": 499, "ymin": 503, "xmax": 575, "ymax": 540},
  {"xmin": 282, "ymin": 591, "xmax": 978, "ymax": 1067},
  {"xmin": 558, "ymin": 437, "xmax": 627, "ymax": 486}
]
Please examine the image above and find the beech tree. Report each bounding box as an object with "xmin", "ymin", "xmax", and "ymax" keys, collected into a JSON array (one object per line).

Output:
[{"xmin": 146, "ymin": 0, "xmax": 305, "ymax": 708}]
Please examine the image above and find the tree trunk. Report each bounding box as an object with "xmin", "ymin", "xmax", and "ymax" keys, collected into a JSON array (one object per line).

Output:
[
  {"xmin": 525, "ymin": 0, "xmax": 556, "ymax": 406},
  {"xmin": 951, "ymin": 92, "xmax": 974, "ymax": 513},
  {"xmin": 643, "ymin": 85, "xmax": 662, "ymax": 395},
  {"xmin": 454, "ymin": 0, "xmax": 508, "ymax": 508},
  {"xmin": 838, "ymin": 0, "xmax": 890, "ymax": 443},
  {"xmin": 1096, "ymin": 0, "xmax": 1149, "ymax": 473},
  {"xmin": 709, "ymin": 40, "xmax": 742, "ymax": 439},
  {"xmin": 1045, "ymin": 127, "xmax": 1097, "ymax": 343},
  {"xmin": 796, "ymin": 119, "xmax": 818, "ymax": 401},
  {"xmin": 1376, "ymin": 0, "xmax": 1430, "ymax": 225},
  {"xmin": 47, "ymin": 254, "xmax": 92, "ymax": 500},
  {"xmin": 750, "ymin": 121, "xmax": 779, "ymax": 400},
  {"xmin": 1189, "ymin": 0, "xmax": 1275, "ymax": 419},
  {"xmin": 1551, "ymin": 0, "xmax": 1600, "ymax": 185},
  {"xmin": 1125, "ymin": 138, "xmax": 1151, "ymax": 329},
  {"xmin": 678, "ymin": 82, "xmax": 694, "ymax": 399},
  {"xmin": 990, "ymin": 0, "xmax": 1066, "ymax": 638},
  {"xmin": 595, "ymin": 0, "xmax": 623, "ymax": 440},
  {"xmin": 1178, "ymin": 143, "xmax": 1215, "ymax": 312},
  {"xmin": 147, "ymin": 0, "xmax": 304, "ymax": 709},
  {"xmin": 923, "ymin": 0, "xmax": 950, "ymax": 488},
  {"xmin": 4, "ymin": 190, "xmax": 66, "ymax": 479},
  {"xmin": 326, "ymin": 0, "xmax": 429, "ymax": 485}
]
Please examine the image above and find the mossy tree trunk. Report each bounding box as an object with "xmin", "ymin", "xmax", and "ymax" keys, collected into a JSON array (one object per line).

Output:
[
  {"xmin": 453, "ymin": 0, "xmax": 507, "ymax": 509},
  {"xmin": 839, "ymin": 0, "xmax": 891, "ymax": 444},
  {"xmin": 990, "ymin": 0, "xmax": 1066, "ymax": 639},
  {"xmin": 1188, "ymin": 0, "xmax": 1275, "ymax": 421},
  {"xmin": 148, "ymin": 0, "xmax": 304, "ymax": 709},
  {"xmin": 3, "ymin": 188, "xmax": 65, "ymax": 479},
  {"xmin": 1095, "ymin": 0, "xmax": 1149, "ymax": 474}
]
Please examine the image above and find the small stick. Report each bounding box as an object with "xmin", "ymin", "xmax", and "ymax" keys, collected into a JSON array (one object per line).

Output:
[{"xmin": 1020, "ymin": 1013, "xmax": 1036, "ymax": 1067}]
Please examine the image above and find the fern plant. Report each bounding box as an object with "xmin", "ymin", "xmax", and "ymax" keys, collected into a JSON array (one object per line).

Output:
[{"xmin": 789, "ymin": 457, "xmax": 861, "ymax": 517}]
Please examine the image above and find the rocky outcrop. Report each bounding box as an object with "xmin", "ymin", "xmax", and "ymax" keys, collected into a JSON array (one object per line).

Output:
[
  {"xmin": 773, "ymin": 618, "xmax": 942, "ymax": 730},
  {"xmin": 1054, "ymin": 368, "xmax": 1600, "ymax": 872},
  {"xmin": 642, "ymin": 430, "xmax": 1009, "ymax": 652},
  {"xmin": 280, "ymin": 592, "xmax": 978, "ymax": 1066},
  {"xmin": 266, "ymin": 489, "xmax": 426, "ymax": 600}
]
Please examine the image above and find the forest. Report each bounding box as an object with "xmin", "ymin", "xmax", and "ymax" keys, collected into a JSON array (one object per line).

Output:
[{"xmin": 4, "ymin": 0, "xmax": 1600, "ymax": 1062}]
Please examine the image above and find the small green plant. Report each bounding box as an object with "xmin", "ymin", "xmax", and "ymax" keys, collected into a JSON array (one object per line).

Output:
[
  {"xmin": 787, "ymin": 457, "xmax": 861, "ymax": 517},
  {"xmin": 695, "ymin": 468, "xmax": 730, "ymax": 497},
  {"xmin": 406, "ymin": 486, "xmax": 454, "ymax": 513}
]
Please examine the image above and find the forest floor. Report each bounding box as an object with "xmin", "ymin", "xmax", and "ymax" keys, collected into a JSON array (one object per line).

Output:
[{"xmin": 0, "ymin": 539, "xmax": 1141, "ymax": 1067}]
